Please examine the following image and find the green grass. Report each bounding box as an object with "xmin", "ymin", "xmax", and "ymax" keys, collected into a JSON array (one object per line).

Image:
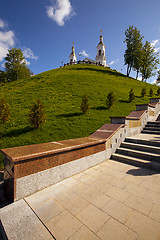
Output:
[{"xmin": 0, "ymin": 64, "xmax": 159, "ymax": 169}]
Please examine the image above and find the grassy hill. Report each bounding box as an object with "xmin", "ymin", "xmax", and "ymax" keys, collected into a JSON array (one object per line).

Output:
[{"xmin": 0, "ymin": 64, "xmax": 159, "ymax": 168}]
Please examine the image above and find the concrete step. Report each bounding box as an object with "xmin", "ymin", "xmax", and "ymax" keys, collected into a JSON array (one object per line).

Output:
[
  {"xmin": 141, "ymin": 130, "xmax": 160, "ymax": 135},
  {"xmin": 121, "ymin": 142, "xmax": 160, "ymax": 154},
  {"xmin": 125, "ymin": 137, "xmax": 160, "ymax": 147},
  {"xmin": 147, "ymin": 121, "xmax": 160, "ymax": 125},
  {"xmin": 111, "ymin": 153, "xmax": 160, "ymax": 171},
  {"xmin": 144, "ymin": 127, "xmax": 160, "ymax": 131},
  {"xmin": 145, "ymin": 124, "xmax": 160, "ymax": 128},
  {"xmin": 116, "ymin": 147, "xmax": 160, "ymax": 161}
]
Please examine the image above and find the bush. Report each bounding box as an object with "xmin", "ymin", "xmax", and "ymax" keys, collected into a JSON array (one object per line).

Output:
[
  {"xmin": 129, "ymin": 88, "xmax": 135, "ymax": 102},
  {"xmin": 157, "ymin": 87, "xmax": 160, "ymax": 96},
  {"xmin": 149, "ymin": 88, "xmax": 153, "ymax": 97},
  {"xmin": 106, "ymin": 91, "xmax": 115, "ymax": 109},
  {"xmin": 81, "ymin": 94, "xmax": 90, "ymax": 114},
  {"xmin": 141, "ymin": 87, "xmax": 146, "ymax": 98},
  {"xmin": 0, "ymin": 98, "xmax": 11, "ymax": 124},
  {"xmin": 29, "ymin": 99, "xmax": 46, "ymax": 128}
]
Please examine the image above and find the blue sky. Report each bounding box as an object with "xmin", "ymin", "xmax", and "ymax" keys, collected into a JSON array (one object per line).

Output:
[{"xmin": 0, "ymin": 0, "xmax": 160, "ymax": 83}]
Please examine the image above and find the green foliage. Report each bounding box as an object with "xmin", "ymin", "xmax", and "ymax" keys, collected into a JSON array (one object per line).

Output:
[
  {"xmin": 129, "ymin": 88, "xmax": 135, "ymax": 102},
  {"xmin": 140, "ymin": 41, "xmax": 159, "ymax": 81},
  {"xmin": 0, "ymin": 98, "xmax": 11, "ymax": 123},
  {"xmin": 149, "ymin": 88, "xmax": 153, "ymax": 97},
  {"xmin": 29, "ymin": 99, "xmax": 46, "ymax": 128},
  {"xmin": 157, "ymin": 87, "xmax": 160, "ymax": 96},
  {"xmin": 124, "ymin": 25, "xmax": 143, "ymax": 78},
  {"xmin": 5, "ymin": 48, "xmax": 31, "ymax": 81},
  {"xmin": 81, "ymin": 94, "xmax": 90, "ymax": 114},
  {"xmin": 106, "ymin": 91, "xmax": 115, "ymax": 109},
  {"xmin": 141, "ymin": 87, "xmax": 147, "ymax": 98}
]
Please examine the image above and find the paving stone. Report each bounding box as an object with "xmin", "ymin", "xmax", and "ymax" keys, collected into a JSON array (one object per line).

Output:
[
  {"xmin": 144, "ymin": 189, "xmax": 160, "ymax": 205},
  {"xmin": 97, "ymin": 217, "xmax": 137, "ymax": 240},
  {"xmin": 124, "ymin": 193, "xmax": 153, "ymax": 216},
  {"xmin": 68, "ymin": 225, "xmax": 101, "ymax": 240},
  {"xmin": 82, "ymin": 187, "xmax": 111, "ymax": 208},
  {"xmin": 125, "ymin": 210, "xmax": 160, "ymax": 240},
  {"xmin": 61, "ymin": 177, "xmax": 80, "ymax": 188},
  {"xmin": 28, "ymin": 198, "xmax": 64, "ymax": 223},
  {"xmin": 0, "ymin": 199, "xmax": 52, "ymax": 240},
  {"xmin": 89, "ymin": 179, "xmax": 112, "ymax": 193},
  {"xmin": 105, "ymin": 185, "xmax": 130, "ymax": 203},
  {"xmin": 102, "ymin": 198, "xmax": 133, "ymax": 224},
  {"xmin": 140, "ymin": 180, "xmax": 160, "ymax": 193},
  {"xmin": 123, "ymin": 174, "xmax": 142, "ymax": 185},
  {"xmin": 76, "ymin": 204, "xmax": 110, "ymax": 233},
  {"xmin": 60, "ymin": 193, "xmax": 90, "ymax": 215},
  {"xmin": 149, "ymin": 204, "xmax": 160, "ymax": 222},
  {"xmin": 124, "ymin": 181, "xmax": 147, "ymax": 197},
  {"xmin": 46, "ymin": 210, "xmax": 82, "ymax": 240}
]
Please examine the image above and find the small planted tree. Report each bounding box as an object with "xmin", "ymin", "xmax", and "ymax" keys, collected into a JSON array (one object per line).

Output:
[
  {"xmin": 157, "ymin": 87, "xmax": 160, "ymax": 96},
  {"xmin": 81, "ymin": 94, "xmax": 90, "ymax": 114},
  {"xmin": 0, "ymin": 98, "xmax": 10, "ymax": 123},
  {"xmin": 106, "ymin": 91, "xmax": 115, "ymax": 109},
  {"xmin": 29, "ymin": 99, "xmax": 45, "ymax": 128},
  {"xmin": 149, "ymin": 88, "xmax": 153, "ymax": 97},
  {"xmin": 129, "ymin": 88, "xmax": 135, "ymax": 102},
  {"xmin": 141, "ymin": 87, "xmax": 146, "ymax": 98}
]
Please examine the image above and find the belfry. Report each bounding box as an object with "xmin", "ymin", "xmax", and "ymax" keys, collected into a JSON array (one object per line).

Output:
[
  {"xmin": 69, "ymin": 42, "xmax": 77, "ymax": 64},
  {"xmin": 95, "ymin": 30, "xmax": 107, "ymax": 67}
]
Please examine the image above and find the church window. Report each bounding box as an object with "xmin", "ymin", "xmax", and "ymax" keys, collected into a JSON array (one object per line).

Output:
[{"xmin": 99, "ymin": 50, "xmax": 101, "ymax": 56}]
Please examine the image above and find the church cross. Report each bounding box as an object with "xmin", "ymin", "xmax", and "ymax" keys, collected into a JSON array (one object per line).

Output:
[
  {"xmin": 72, "ymin": 42, "xmax": 74, "ymax": 47},
  {"xmin": 100, "ymin": 29, "xmax": 103, "ymax": 35}
]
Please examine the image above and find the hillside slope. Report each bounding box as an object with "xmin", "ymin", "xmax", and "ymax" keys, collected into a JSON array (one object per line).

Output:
[{"xmin": 0, "ymin": 64, "xmax": 159, "ymax": 167}]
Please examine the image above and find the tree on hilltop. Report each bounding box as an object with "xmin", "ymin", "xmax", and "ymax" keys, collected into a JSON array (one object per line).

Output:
[
  {"xmin": 140, "ymin": 41, "xmax": 159, "ymax": 81},
  {"xmin": 5, "ymin": 48, "xmax": 31, "ymax": 81},
  {"xmin": 124, "ymin": 25, "xmax": 143, "ymax": 78}
]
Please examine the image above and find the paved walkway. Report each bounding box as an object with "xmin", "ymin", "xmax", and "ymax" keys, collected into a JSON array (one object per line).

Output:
[{"xmin": 1, "ymin": 158, "xmax": 160, "ymax": 240}]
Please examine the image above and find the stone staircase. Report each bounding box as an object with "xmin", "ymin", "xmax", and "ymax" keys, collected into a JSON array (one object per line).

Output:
[
  {"xmin": 111, "ymin": 122, "xmax": 160, "ymax": 171},
  {"xmin": 141, "ymin": 121, "xmax": 160, "ymax": 135}
]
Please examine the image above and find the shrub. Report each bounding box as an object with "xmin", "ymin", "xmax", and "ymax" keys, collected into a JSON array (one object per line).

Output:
[
  {"xmin": 106, "ymin": 91, "xmax": 115, "ymax": 109},
  {"xmin": 81, "ymin": 94, "xmax": 90, "ymax": 114},
  {"xmin": 0, "ymin": 98, "xmax": 11, "ymax": 124},
  {"xmin": 29, "ymin": 99, "xmax": 46, "ymax": 128},
  {"xmin": 149, "ymin": 88, "xmax": 153, "ymax": 97},
  {"xmin": 129, "ymin": 88, "xmax": 135, "ymax": 102},
  {"xmin": 157, "ymin": 87, "xmax": 160, "ymax": 96},
  {"xmin": 141, "ymin": 87, "xmax": 146, "ymax": 98}
]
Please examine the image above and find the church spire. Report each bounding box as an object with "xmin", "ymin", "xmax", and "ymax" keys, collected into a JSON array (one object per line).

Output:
[{"xmin": 69, "ymin": 42, "xmax": 77, "ymax": 64}]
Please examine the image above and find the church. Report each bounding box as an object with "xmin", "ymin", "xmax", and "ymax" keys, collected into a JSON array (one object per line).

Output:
[{"xmin": 69, "ymin": 31, "xmax": 108, "ymax": 67}]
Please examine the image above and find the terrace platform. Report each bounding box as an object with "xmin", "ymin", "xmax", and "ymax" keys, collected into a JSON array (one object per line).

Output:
[{"xmin": 1, "ymin": 157, "xmax": 160, "ymax": 240}]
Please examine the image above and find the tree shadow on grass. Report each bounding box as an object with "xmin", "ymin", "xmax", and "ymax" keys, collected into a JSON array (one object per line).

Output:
[
  {"xmin": 2, "ymin": 126, "xmax": 34, "ymax": 138},
  {"xmin": 57, "ymin": 112, "xmax": 82, "ymax": 118},
  {"xmin": 92, "ymin": 106, "xmax": 107, "ymax": 110},
  {"xmin": 119, "ymin": 99, "xmax": 130, "ymax": 103}
]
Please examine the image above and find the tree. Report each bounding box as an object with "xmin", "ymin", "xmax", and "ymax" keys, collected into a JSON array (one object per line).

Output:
[
  {"xmin": 81, "ymin": 94, "xmax": 90, "ymax": 114},
  {"xmin": 29, "ymin": 99, "xmax": 46, "ymax": 128},
  {"xmin": 124, "ymin": 26, "xmax": 143, "ymax": 78},
  {"xmin": 149, "ymin": 88, "xmax": 153, "ymax": 97},
  {"xmin": 140, "ymin": 41, "xmax": 159, "ymax": 81},
  {"xmin": 141, "ymin": 87, "xmax": 146, "ymax": 98},
  {"xmin": 0, "ymin": 98, "xmax": 11, "ymax": 123},
  {"xmin": 157, "ymin": 87, "xmax": 160, "ymax": 96},
  {"xmin": 5, "ymin": 48, "xmax": 31, "ymax": 81},
  {"xmin": 106, "ymin": 91, "xmax": 115, "ymax": 109},
  {"xmin": 129, "ymin": 88, "xmax": 135, "ymax": 102}
]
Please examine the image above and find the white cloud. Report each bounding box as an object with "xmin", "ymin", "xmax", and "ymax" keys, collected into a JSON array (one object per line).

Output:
[
  {"xmin": 23, "ymin": 47, "xmax": 38, "ymax": 60},
  {"xmin": 0, "ymin": 30, "xmax": 15, "ymax": 61},
  {"xmin": 108, "ymin": 59, "xmax": 119, "ymax": 66},
  {"xmin": 0, "ymin": 19, "xmax": 5, "ymax": 28},
  {"xmin": 22, "ymin": 59, "xmax": 31, "ymax": 66},
  {"xmin": 46, "ymin": 0, "xmax": 75, "ymax": 26},
  {"xmin": 78, "ymin": 50, "xmax": 89, "ymax": 57},
  {"xmin": 151, "ymin": 39, "xmax": 160, "ymax": 53}
]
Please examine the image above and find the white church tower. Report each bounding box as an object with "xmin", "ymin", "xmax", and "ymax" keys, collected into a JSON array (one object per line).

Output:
[
  {"xmin": 95, "ymin": 30, "xmax": 107, "ymax": 67},
  {"xmin": 69, "ymin": 42, "xmax": 77, "ymax": 64}
]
